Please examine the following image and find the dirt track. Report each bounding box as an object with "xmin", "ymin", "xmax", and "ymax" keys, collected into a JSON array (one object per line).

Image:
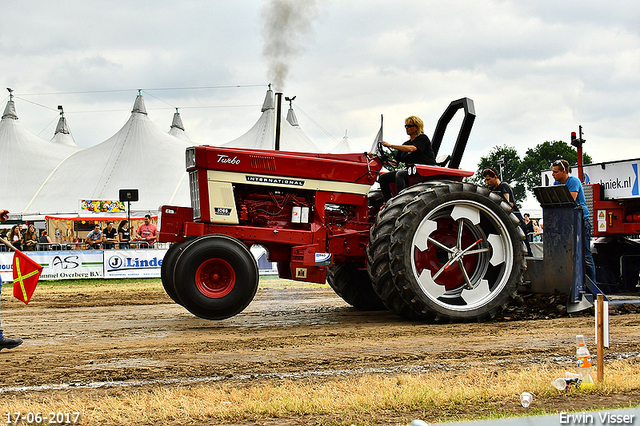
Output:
[
  {"xmin": 0, "ymin": 281, "xmax": 639, "ymax": 424},
  {"xmin": 1, "ymin": 282, "xmax": 638, "ymax": 390}
]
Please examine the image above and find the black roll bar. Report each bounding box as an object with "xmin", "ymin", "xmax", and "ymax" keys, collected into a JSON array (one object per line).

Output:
[{"xmin": 430, "ymin": 97, "xmax": 476, "ymax": 169}]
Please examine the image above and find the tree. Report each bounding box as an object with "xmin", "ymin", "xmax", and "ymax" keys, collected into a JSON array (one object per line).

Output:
[
  {"xmin": 470, "ymin": 140, "xmax": 592, "ymax": 208},
  {"xmin": 520, "ymin": 140, "xmax": 592, "ymax": 193},
  {"xmin": 469, "ymin": 145, "xmax": 527, "ymax": 206}
]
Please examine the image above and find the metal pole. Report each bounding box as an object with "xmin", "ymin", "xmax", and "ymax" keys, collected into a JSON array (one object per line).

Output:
[
  {"xmin": 577, "ymin": 125, "xmax": 584, "ymax": 182},
  {"xmin": 597, "ymin": 293, "xmax": 604, "ymax": 382},
  {"xmin": 497, "ymin": 158, "xmax": 504, "ymax": 181},
  {"xmin": 274, "ymin": 92, "xmax": 283, "ymax": 151}
]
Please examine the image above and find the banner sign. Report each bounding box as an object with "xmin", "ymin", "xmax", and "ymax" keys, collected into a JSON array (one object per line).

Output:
[
  {"xmin": 103, "ymin": 249, "xmax": 167, "ymax": 278},
  {"xmin": 583, "ymin": 161, "xmax": 640, "ymax": 200},
  {"xmin": 0, "ymin": 251, "xmax": 103, "ymax": 281},
  {"xmin": 80, "ymin": 199, "xmax": 126, "ymax": 213},
  {"xmin": 0, "ymin": 248, "xmax": 272, "ymax": 281},
  {"xmin": 0, "ymin": 250, "xmax": 166, "ymax": 281},
  {"xmin": 540, "ymin": 159, "xmax": 640, "ymax": 200}
]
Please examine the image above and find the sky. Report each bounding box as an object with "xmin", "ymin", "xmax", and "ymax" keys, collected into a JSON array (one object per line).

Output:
[{"xmin": 2, "ymin": 0, "xmax": 639, "ymax": 210}]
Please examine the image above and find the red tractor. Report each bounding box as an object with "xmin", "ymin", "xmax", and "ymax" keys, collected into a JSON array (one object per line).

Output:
[{"xmin": 159, "ymin": 97, "xmax": 527, "ymax": 322}]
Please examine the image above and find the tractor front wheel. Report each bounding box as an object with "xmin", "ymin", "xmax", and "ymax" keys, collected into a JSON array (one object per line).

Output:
[{"xmin": 172, "ymin": 235, "xmax": 259, "ymax": 320}]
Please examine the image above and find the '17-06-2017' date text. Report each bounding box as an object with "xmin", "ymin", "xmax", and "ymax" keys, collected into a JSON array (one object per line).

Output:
[{"xmin": 5, "ymin": 412, "xmax": 81, "ymax": 424}]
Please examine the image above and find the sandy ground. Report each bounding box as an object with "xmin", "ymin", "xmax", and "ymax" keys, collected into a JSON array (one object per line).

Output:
[{"xmin": 0, "ymin": 282, "xmax": 639, "ymax": 424}]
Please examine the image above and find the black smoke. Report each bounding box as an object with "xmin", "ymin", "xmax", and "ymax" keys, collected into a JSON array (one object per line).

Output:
[{"xmin": 261, "ymin": 0, "xmax": 319, "ymax": 91}]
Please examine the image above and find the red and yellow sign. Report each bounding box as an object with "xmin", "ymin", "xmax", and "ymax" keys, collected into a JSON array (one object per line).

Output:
[
  {"xmin": 80, "ymin": 199, "xmax": 126, "ymax": 213},
  {"xmin": 13, "ymin": 251, "xmax": 43, "ymax": 305}
]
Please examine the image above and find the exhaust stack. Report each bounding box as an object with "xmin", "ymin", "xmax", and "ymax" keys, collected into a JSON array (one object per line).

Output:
[{"xmin": 274, "ymin": 92, "xmax": 283, "ymax": 151}]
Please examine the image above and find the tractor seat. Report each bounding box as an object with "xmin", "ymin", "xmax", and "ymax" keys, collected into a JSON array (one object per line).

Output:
[{"xmin": 435, "ymin": 155, "xmax": 451, "ymax": 167}]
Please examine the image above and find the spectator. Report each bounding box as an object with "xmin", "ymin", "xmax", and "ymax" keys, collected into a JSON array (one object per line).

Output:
[
  {"xmin": 0, "ymin": 229, "xmax": 7, "ymax": 252},
  {"xmin": 38, "ymin": 230, "xmax": 53, "ymax": 250},
  {"xmin": 0, "ymin": 208, "xmax": 22, "ymax": 351},
  {"xmin": 9, "ymin": 225, "xmax": 22, "ymax": 251},
  {"xmin": 118, "ymin": 220, "xmax": 130, "ymax": 249},
  {"xmin": 483, "ymin": 167, "xmax": 533, "ymax": 257},
  {"xmin": 102, "ymin": 221, "xmax": 118, "ymax": 249},
  {"xmin": 532, "ymin": 220, "xmax": 543, "ymax": 242},
  {"xmin": 137, "ymin": 214, "xmax": 158, "ymax": 248},
  {"xmin": 85, "ymin": 224, "xmax": 103, "ymax": 250},
  {"xmin": 23, "ymin": 224, "xmax": 38, "ymax": 251},
  {"xmin": 523, "ymin": 213, "xmax": 535, "ymax": 241}
]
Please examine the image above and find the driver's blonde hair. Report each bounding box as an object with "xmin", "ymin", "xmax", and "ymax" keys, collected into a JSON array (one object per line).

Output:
[{"xmin": 405, "ymin": 116, "xmax": 425, "ymax": 135}]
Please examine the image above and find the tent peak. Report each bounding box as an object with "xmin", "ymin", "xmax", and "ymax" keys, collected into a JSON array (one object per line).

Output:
[
  {"xmin": 286, "ymin": 105, "xmax": 299, "ymax": 127},
  {"xmin": 170, "ymin": 108, "xmax": 185, "ymax": 131},
  {"xmin": 54, "ymin": 106, "xmax": 69, "ymax": 135},
  {"xmin": 2, "ymin": 99, "xmax": 18, "ymax": 120},
  {"xmin": 285, "ymin": 95, "xmax": 299, "ymax": 127},
  {"xmin": 132, "ymin": 93, "xmax": 148, "ymax": 115},
  {"xmin": 51, "ymin": 105, "xmax": 78, "ymax": 146},
  {"xmin": 261, "ymin": 88, "xmax": 274, "ymax": 112},
  {"xmin": 54, "ymin": 115, "xmax": 70, "ymax": 135}
]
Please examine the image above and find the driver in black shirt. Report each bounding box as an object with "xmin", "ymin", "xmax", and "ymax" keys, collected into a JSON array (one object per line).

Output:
[{"xmin": 378, "ymin": 115, "xmax": 435, "ymax": 201}]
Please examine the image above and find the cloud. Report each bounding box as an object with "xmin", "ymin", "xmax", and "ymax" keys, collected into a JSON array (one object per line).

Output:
[{"xmin": 0, "ymin": 0, "xmax": 638, "ymax": 169}]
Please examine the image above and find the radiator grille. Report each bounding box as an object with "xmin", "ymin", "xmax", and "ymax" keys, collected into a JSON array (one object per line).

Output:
[{"xmin": 189, "ymin": 170, "xmax": 200, "ymax": 220}]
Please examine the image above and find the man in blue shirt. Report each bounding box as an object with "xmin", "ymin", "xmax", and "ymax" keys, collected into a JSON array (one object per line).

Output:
[
  {"xmin": 552, "ymin": 159, "xmax": 596, "ymax": 284},
  {"xmin": 85, "ymin": 224, "xmax": 104, "ymax": 250}
]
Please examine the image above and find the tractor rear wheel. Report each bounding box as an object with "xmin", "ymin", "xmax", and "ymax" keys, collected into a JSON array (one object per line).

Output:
[
  {"xmin": 327, "ymin": 262, "xmax": 386, "ymax": 310},
  {"xmin": 367, "ymin": 183, "xmax": 437, "ymax": 319},
  {"xmin": 389, "ymin": 182, "xmax": 526, "ymax": 322},
  {"xmin": 172, "ymin": 235, "xmax": 259, "ymax": 320}
]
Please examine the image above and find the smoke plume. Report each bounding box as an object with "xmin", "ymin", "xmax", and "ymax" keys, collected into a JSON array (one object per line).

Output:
[{"xmin": 261, "ymin": 0, "xmax": 319, "ymax": 91}]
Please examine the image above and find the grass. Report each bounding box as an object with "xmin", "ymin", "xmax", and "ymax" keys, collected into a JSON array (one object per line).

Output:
[
  {"xmin": 2, "ymin": 277, "xmax": 638, "ymax": 425},
  {"xmin": 1, "ymin": 361, "xmax": 639, "ymax": 425},
  {"xmin": 36, "ymin": 277, "xmax": 159, "ymax": 287}
]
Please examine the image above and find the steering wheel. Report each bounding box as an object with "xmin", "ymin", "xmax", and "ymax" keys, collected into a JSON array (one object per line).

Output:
[{"xmin": 370, "ymin": 139, "xmax": 395, "ymax": 166}]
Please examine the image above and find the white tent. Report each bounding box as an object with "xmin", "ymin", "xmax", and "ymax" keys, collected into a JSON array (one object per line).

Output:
[
  {"xmin": 168, "ymin": 108, "xmax": 191, "ymax": 142},
  {"xmin": 331, "ymin": 131, "xmax": 361, "ymax": 154},
  {"xmin": 286, "ymin": 103, "xmax": 298, "ymax": 126},
  {"xmin": 222, "ymin": 88, "xmax": 323, "ymax": 152},
  {"xmin": 0, "ymin": 97, "xmax": 80, "ymax": 214},
  {"xmin": 23, "ymin": 94, "xmax": 191, "ymax": 217},
  {"xmin": 284, "ymin": 99, "xmax": 321, "ymax": 149}
]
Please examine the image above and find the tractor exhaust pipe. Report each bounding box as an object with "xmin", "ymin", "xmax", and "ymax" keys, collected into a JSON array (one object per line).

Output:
[{"xmin": 274, "ymin": 92, "xmax": 283, "ymax": 151}]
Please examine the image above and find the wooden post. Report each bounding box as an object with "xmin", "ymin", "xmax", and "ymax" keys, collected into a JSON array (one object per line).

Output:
[{"xmin": 596, "ymin": 294, "xmax": 604, "ymax": 382}]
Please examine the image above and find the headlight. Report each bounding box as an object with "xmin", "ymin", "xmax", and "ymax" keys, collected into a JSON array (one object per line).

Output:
[{"xmin": 185, "ymin": 147, "xmax": 196, "ymax": 169}]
